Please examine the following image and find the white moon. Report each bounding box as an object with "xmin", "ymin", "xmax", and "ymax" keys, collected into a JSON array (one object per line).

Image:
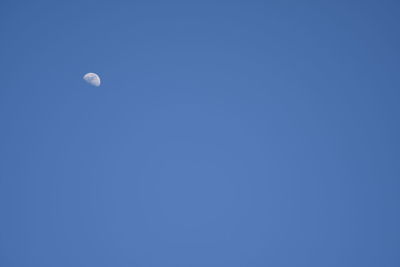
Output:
[{"xmin": 83, "ymin": 73, "xmax": 101, "ymax": 87}]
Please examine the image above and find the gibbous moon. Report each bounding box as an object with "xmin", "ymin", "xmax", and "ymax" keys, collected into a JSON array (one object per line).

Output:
[{"xmin": 83, "ymin": 73, "xmax": 101, "ymax": 87}]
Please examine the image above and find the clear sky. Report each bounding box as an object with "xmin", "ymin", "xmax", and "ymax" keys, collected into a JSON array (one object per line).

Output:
[{"xmin": 1, "ymin": 1, "xmax": 399, "ymax": 266}]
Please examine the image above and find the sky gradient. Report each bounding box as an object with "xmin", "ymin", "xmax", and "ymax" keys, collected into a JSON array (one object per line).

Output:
[{"xmin": 1, "ymin": 0, "xmax": 400, "ymax": 266}]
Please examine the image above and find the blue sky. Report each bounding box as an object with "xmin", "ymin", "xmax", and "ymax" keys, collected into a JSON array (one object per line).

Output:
[{"xmin": 1, "ymin": 1, "xmax": 400, "ymax": 266}]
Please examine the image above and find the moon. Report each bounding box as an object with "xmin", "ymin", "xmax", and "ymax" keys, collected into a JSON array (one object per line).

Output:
[{"xmin": 83, "ymin": 73, "xmax": 101, "ymax": 87}]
